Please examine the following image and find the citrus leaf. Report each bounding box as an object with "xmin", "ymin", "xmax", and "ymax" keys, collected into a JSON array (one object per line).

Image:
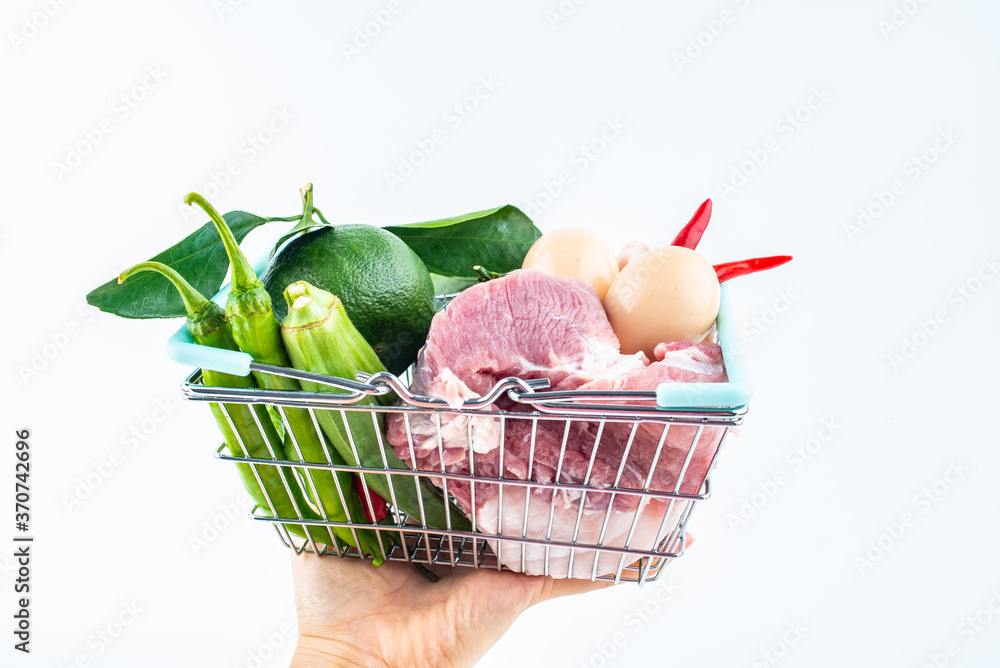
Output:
[
  {"xmin": 270, "ymin": 214, "xmax": 331, "ymax": 258},
  {"xmin": 430, "ymin": 274, "xmax": 478, "ymax": 296},
  {"xmin": 87, "ymin": 211, "xmax": 277, "ymax": 319},
  {"xmin": 384, "ymin": 205, "xmax": 541, "ymax": 278}
]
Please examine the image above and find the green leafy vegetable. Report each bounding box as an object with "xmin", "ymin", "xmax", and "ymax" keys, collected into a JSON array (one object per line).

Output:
[
  {"xmin": 87, "ymin": 211, "xmax": 298, "ymax": 319},
  {"xmin": 384, "ymin": 205, "xmax": 541, "ymax": 278}
]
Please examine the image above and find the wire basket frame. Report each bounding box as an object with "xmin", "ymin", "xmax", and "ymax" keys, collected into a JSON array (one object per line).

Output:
[{"xmin": 182, "ymin": 362, "xmax": 745, "ymax": 585}]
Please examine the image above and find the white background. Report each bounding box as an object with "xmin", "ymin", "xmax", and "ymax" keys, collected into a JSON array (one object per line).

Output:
[{"xmin": 3, "ymin": 1, "xmax": 999, "ymax": 666}]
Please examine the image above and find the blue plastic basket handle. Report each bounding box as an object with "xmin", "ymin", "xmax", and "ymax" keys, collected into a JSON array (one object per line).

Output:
[
  {"xmin": 654, "ymin": 285, "xmax": 754, "ymax": 409},
  {"xmin": 164, "ymin": 252, "xmax": 270, "ymax": 377}
]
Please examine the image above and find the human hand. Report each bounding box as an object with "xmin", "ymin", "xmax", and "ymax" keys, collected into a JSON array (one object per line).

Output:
[{"xmin": 289, "ymin": 551, "xmax": 612, "ymax": 668}]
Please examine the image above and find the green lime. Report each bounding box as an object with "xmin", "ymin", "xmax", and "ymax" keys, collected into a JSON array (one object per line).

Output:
[{"xmin": 263, "ymin": 224, "xmax": 436, "ymax": 375}]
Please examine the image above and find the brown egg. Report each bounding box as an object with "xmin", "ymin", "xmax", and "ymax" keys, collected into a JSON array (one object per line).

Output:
[
  {"xmin": 617, "ymin": 240, "xmax": 652, "ymax": 270},
  {"xmin": 522, "ymin": 227, "xmax": 620, "ymax": 300},
  {"xmin": 603, "ymin": 246, "xmax": 721, "ymax": 359}
]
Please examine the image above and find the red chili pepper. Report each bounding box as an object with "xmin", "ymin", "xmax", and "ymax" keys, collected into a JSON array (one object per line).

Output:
[
  {"xmin": 713, "ymin": 255, "xmax": 792, "ymax": 282},
  {"xmin": 353, "ymin": 476, "xmax": 389, "ymax": 523},
  {"xmin": 671, "ymin": 198, "xmax": 713, "ymax": 249}
]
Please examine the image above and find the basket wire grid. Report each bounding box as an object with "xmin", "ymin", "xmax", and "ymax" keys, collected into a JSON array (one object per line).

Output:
[{"xmin": 181, "ymin": 360, "xmax": 745, "ymax": 585}]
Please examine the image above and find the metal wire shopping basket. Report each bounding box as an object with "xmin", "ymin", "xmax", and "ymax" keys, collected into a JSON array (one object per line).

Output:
[{"xmin": 168, "ymin": 279, "xmax": 752, "ymax": 585}]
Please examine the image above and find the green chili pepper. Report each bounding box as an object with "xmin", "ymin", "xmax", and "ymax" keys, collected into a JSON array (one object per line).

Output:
[
  {"xmin": 281, "ymin": 280, "xmax": 471, "ymax": 532},
  {"xmin": 186, "ymin": 193, "xmax": 387, "ymax": 565},
  {"xmin": 118, "ymin": 261, "xmax": 332, "ymax": 548}
]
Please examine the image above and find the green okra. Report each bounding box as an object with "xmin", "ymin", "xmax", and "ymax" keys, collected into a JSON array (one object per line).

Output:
[
  {"xmin": 187, "ymin": 192, "xmax": 387, "ymax": 565},
  {"xmin": 280, "ymin": 280, "xmax": 471, "ymax": 532},
  {"xmin": 118, "ymin": 262, "xmax": 330, "ymax": 547}
]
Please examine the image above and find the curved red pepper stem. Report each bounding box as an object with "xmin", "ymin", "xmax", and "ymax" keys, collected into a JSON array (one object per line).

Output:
[
  {"xmin": 671, "ymin": 198, "xmax": 713, "ymax": 249},
  {"xmin": 714, "ymin": 255, "xmax": 792, "ymax": 282}
]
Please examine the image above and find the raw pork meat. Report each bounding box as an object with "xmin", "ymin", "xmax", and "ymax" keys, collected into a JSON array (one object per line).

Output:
[{"xmin": 385, "ymin": 269, "xmax": 728, "ymax": 578}]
